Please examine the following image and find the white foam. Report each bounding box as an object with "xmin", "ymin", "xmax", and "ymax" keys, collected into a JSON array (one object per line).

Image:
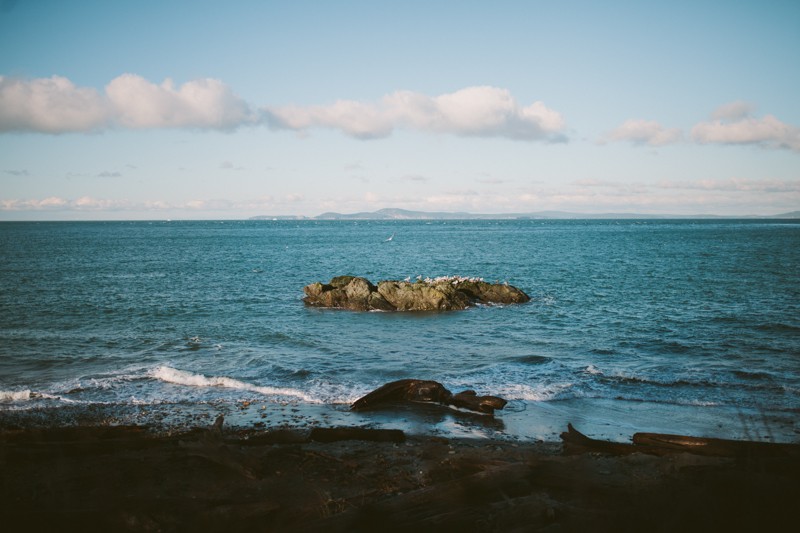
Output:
[
  {"xmin": 151, "ymin": 366, "xmax": 319, "ymax": 403},
  {"xmin": 682, "ymin": 399, "xmax": 719, "ymax": 407},
  {"xmin": 495, "ymin": 382, "xmax": 576, "ymax": 402},
  {"xmin": 0, "ymin": 389, "xmax": 32, "ymax": 402}
]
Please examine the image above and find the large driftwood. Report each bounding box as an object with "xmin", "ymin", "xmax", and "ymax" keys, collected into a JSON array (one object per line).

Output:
[
  {"xmin": 632, "ymin": 432, "xmax": 800, "ymax": 458},
  {"xmin": 561, "ymin": 423, "xmax": 800, "ymax": 458},
  {"xmin": 561, "ymin": 424, "xmax": 653, "ymax": 456}
]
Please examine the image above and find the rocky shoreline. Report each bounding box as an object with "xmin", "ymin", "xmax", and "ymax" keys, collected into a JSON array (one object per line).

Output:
[
  {"xmin": 303, "ymin": 275, "xmax": 530, "ymax": 311},
  {"xmin": 2, "ymin": 421, "xmax": 798, "ymax": 532}
]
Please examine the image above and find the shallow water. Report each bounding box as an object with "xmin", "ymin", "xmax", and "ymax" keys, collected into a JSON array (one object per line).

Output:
[{"xmin": 1, "ymin": 219, "xmax": 798, "ymax": 441}]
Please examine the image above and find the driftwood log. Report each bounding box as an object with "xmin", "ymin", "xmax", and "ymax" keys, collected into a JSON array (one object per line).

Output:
[
  {"xmin": 351, "ymin": 379, "xmax": 507, "ymax": 415},
  {"xmin": 561, "ymin": 423, "xmax": 800, "ymax": 458}
]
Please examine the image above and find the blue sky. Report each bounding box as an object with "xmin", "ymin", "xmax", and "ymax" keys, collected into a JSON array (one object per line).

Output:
[{"xmin": 1, "ymin": 0, "xmax": 798, "ymax": 219}]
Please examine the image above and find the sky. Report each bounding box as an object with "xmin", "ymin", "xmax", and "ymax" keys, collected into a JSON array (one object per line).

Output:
[{"xmin": 0, "ymin": 0, "xmax": 798, "ymax": 220}]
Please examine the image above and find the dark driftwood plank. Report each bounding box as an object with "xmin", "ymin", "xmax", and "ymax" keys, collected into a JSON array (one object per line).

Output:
[
  {"xmin": 560, "ymin": 424, "xmax": 647, "ymax": 455},
  {"xmin": 562, "ymin": 423, "xmax": 800, "ymax": 458},
  {"xmin": 632, "ymin": 432, "xmax": 800, "ymax": 457}
]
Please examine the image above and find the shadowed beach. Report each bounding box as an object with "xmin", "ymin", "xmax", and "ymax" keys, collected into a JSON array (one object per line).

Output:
[{"xmin": 2, "ymin": 418, "xmax": 798, "ymax": 532}]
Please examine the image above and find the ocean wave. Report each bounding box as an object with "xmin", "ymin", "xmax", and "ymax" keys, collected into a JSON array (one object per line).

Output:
[
  {"xmin": 507, "ymin": 354, "xmax": 552, "ymax": 365},
  {"xmin": 303, "ymin": 378, "xmax": 370, "ymax": 405},
  {"xmin": 494, "ymin": 382, "xmax": 578, "ymax": 402},
  {"xmin": 584, "ymin": 365, "xmax": 603, "ymax": 375},
  {"xmin": 610, "ymin": 394, "xmax": 721, "ymax": 408},
  {"xmin": 150, "ymin": 366, "xmax": 320, "ymax": 403},
  {"xmin": 0, "ymin": 389, "xmax": 81, "ymax": 409},
  {"xmin": 0, "ymin": 389, "xmax": 32, "ymax": 402},
  {"xmin": 592, "ymin": 369, "xmax": 791, "ymax": 395},
  {"xmin": 754, "ymin": 322, "xmax": 800, "ymax": 333}
]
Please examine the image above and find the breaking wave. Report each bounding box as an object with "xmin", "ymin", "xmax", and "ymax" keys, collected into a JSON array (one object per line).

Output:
[
  {"xmin": 150, "ymin": 366, "xmax": 320, "ymax": 403},
  {"xmin": 0, "ymin": 389, "xmax": 32, "ymax": 402}
]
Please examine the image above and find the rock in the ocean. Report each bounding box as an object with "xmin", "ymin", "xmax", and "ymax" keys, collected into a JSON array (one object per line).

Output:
[
  {"xmin": 350, "ymin": 379, "xmax": 507, "ymax": 415},
  {"xmin": 303, "ymin": 276, "xmax": 529, "ymax": 311}
]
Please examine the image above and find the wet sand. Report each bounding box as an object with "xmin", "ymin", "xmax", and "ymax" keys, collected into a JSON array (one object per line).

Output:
[{"xmin": 2, "ymin": 419, "xmax": 799, "ymax": 532}]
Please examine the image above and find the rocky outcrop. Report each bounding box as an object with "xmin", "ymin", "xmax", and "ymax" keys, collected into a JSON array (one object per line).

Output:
[
  {"xmin": 351, "ymin": 379, "xmax": 508, "ymax": 415},
  {"xmin": 303, "ymin": 275, "xmax": 529, "ymax": 311}
]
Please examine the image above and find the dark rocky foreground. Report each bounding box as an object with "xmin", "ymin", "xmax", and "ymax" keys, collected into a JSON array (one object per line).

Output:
[
  {"xmin": 303, "ymin": 275, "xmax": 530, "ymax": 311},
  {"xmin": 1, "ymin": 422, "xmax": 798, "ymax": 532}
]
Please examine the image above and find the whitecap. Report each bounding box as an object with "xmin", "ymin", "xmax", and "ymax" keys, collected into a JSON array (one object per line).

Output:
[
  {"xmin": 0, "ymin": 389, "xmax": 32, "ymax": 402},
  {"xmin": 150, "ymin": 366, "xmax": 319, "ymax": 403},
  {"xmin": 494, "ymin": 382, "xmax": 577, "ymax": 402},
  {"xmin": 584, "ymin": 365, "xmax": 603, "ymax": 375}
]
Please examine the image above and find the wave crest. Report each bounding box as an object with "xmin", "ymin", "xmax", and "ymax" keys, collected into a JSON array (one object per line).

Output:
[
  {"xmin": 0, "ymin": 389, "xmax": 32, "ymax": 402},
  {"xmin": 150, "ymin": 366, "xmax": 319, "ymax": 403}
]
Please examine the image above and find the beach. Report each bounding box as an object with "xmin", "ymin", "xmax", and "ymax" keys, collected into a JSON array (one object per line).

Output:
[{"xmin": 2, "ymin": 416, "xmax": 799, "ymax": 532}]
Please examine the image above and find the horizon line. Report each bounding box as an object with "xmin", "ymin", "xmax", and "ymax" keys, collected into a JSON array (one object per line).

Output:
[{"xmin": 2, "ymin": 207, "xmax": 798, "ymax": 223}]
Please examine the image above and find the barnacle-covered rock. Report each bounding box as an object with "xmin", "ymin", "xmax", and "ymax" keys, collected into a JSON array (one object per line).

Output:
[{"xmin": 302, "ymin": 276, "xmax": 529, "ymax": 311}]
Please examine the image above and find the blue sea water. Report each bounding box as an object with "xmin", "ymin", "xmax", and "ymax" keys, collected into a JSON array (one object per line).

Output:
[{"xmin": 1, "ymin": 219, "xmax": 799, "ymax": 442}]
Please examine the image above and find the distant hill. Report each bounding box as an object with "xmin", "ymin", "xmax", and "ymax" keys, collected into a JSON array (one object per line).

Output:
[
  {"xmin": 770, "ymin": 210, "xmax": 800, "ymax": 219},
  {"xmin": 250, "ymin": 208, "xmax": 800, "ymax": 221},
  {"xmin": 316, "ymin": 208, "xmax": 480, "ymax": 220}
]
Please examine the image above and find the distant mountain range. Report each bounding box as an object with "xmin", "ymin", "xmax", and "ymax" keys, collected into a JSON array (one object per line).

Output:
[{"xmin": 250, "ymin": 208, "xmax": 800, "ymax": 221}]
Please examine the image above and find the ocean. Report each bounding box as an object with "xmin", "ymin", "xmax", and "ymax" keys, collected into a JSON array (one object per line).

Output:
[{"xmin": 1, "ymin": 219, "xmax": 798, "ymax": 442}]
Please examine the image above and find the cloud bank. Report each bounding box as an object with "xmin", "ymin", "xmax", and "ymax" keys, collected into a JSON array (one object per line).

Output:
[
  {"xmin": 691, "ymin": 103, "xmax": 800, "ymax": 151},
  {"xmin": 105, "ymin": 74, "xmax": 256, "ymax": 129},
  {"xmin": 3, "ymin": 76, "xmax": 798, "ymax": 152},
  {"xmin": 606, "ymin": 102, "xmax": 800, "ymax": 152},
  {"xmin": 6, "ymin": 174, "xmax": 796, "ymax": 219},
  {"xmin": 0, "ymin": 194, "xmax": 303, "ymax": 214},
  {"xmin": 0, "ymin": 75, "xmax": 110, "ymax": 133},
  {"xmin": 0, "ymin": 74, "xmax": 257, "ymax": 133},
  {"xmin": 264, "ymin": 86, "xmax": 568, "ymax": 141},
  {"xmin": 0, "ymin": 75, "xmax": 567, "ymax": 142},
  {"xmin": 605, "ymin": 119, "xmax": 683, "ymax": 146}
]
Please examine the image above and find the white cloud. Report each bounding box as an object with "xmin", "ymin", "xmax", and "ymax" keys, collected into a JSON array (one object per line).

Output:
[
  {"xmin": 656, "ymin": 177, "xmax": 800, "ymax": 193},
  {"xmin": 105, "ymin": 74, "xmax": 256, "ymax": 130},
  {"xmin": 604, "ymin": 104, "xmax": 800, "ymax": 152},
  {"xmin": 0, "ymin": 194, "xmax": 307, "ymax": 215},
  {"xmin": 506, "ymin": 180, "xmax": 800, "ymax": 215},
  {"xmin": 265, "ymin": 86, "xmax": 567, "ymax": 141},
  {"xmin": 5, "ymin": 176, "xmax": 797, "ymax": 219},
  {"xmin": 0, "ymin": 74, "xmax": 256, "ymax": 133},
  {"xmin": 72, "ymin": 196, "xmax": 123, "ymax": 209},
  {"xmin": 605, "ymin": 119, "xmax": 683, "ymax": 146},
  {"xmin": 265, "ymin": 100, "xmax": 394, "ymax": 139},
  {"xmin": 691, "ymin": 110, "xmax": 800, "ymax": 151},
  {"xmin": 710, "ymin": 100, "xmax": 755, "ymax": 121},
  {"xmin": 0, "ymin": 75, "xmax": 109, "ymax": 133},
  {"xmin": 2, "ymin": 196, "xmax": 74, "ymax": 210},
  {"xmin": 1, "ymin": 76, "xmax": 566, "ymax": 141}
]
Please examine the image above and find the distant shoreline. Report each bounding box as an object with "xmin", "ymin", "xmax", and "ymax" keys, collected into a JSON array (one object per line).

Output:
[
  {"xmin": 250, "ymin": 207, "xmax": 800, "ymax": 221},
  {"xmin": 3, "ymin": 211, "xmax": 799, "ymax": 223}
]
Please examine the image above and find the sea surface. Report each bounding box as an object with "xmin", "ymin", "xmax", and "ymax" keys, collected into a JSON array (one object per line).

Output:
[{"xmin": 1, "ymin": 219, "xmax": 799, "ymax": 442}]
